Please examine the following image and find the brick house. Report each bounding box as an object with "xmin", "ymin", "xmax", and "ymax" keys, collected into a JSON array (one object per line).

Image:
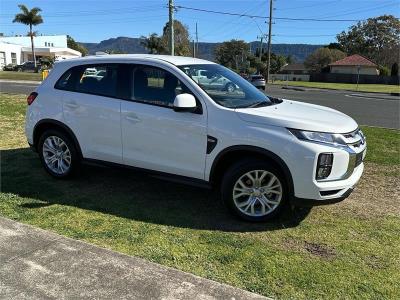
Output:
[{"xmin": 329, "ymin": 54, "xmax": 379, "ymax": 75}]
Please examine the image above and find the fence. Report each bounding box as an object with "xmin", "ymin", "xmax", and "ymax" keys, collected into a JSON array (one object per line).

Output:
[
  {"xmin": 270, "ymin": 74, "xmax": 310, "ymax": 82},
  {"xmin": 309, "ymin": 73, "xmax": 399, "ymax": 85}
]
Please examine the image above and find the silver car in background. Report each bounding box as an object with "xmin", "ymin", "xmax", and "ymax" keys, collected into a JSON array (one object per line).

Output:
[{"xmin": 248, "ymin": 74, "xmax": 266, "ymax": 89}]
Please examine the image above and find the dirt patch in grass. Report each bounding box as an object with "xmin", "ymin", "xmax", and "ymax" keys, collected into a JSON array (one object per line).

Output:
[
  {"xmin": 303, "ymin": 241, "xmax": 336, "ymax": 259},
  {"xmin": 336, "ymin": 163, "xmax": 400, "ymax": 218},
  {"xmin": 282, "ymin": 238, "xmax": 336, "ymax": 259}
]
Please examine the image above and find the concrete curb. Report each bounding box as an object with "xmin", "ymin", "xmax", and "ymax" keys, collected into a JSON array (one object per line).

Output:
[
  {"xmin": 0, "ymin": 79, "xmax": 41, "ymax": 84},
  {"xmin": 281, "ymin": 86, "xmax": 307, "ymax": 92},
  {"xmin": 0, "ymin": 217, "xmax": 272, "ymax": 300}
]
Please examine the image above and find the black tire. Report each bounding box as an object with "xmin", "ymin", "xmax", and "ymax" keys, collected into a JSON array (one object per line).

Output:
[
  {"xmin": 221, "ymin": 159, "xmax": 287, "ymax": 222},
  {"xmin": 38, "ymin": 129, "xmax": 79, "ymax": 179}
]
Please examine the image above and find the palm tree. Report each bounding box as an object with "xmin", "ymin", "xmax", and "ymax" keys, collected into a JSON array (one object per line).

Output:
[{"xmin": 13, "ymin": 4, "xmax": 43, "ymax": 68}]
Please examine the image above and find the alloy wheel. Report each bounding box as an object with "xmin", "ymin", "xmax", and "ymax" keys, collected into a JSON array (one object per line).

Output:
[
  {"xmin": 42, "ymin": 136, "xmax": 72, "ymax": 175},
  {"xmin": 232, "ymin": 170, "xmax": 283, "ymax": 217}
]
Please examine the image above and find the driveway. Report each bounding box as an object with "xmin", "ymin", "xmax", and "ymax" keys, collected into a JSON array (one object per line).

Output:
[{"xmin": 0, "ymin": 217, "xmax": 268, "ymax": 299}]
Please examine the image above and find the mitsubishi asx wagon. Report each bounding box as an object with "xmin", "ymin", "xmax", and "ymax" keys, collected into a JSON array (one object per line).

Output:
[{"xmin": 25, "ymin": 54, "xmax": 366, "ymax": 222}]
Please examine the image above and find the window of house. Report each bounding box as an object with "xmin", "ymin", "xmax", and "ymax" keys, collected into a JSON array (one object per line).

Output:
[
  {"xmin": 45, "ymin": 42, "xmax": 47, "ymax": 47},
  {"xmin": 132, "ymin": 66, "xmax": 189, "ymax": 108},
  {"xmin": 11, "ymin": 53, "xmax": 17, "ymax": 64}
]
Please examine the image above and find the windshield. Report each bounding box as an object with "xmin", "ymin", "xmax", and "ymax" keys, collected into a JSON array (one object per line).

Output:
[{"xmin": 179, "ymin": 64, "xmax": 271, "ymax": 108}]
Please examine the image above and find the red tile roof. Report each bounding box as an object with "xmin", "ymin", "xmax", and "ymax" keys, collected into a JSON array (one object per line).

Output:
[{"xmin": 329, "ymin": 54, "xmax": 377, "ymax": 67}]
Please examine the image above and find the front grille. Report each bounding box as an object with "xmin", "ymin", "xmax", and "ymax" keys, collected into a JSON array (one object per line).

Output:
[{"xmin": 341, "ymin": 128, "xmax": 365, "ymax": 147}]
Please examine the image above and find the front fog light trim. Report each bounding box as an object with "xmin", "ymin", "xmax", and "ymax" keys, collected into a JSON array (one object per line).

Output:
[{"xmin": 316, "ymin": 153, "xmax": 333, "ymax": 180}]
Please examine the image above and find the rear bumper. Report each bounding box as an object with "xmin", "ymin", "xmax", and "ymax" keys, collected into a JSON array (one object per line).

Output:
[{"xmin": 292, "ymin": 188, "xmax": 353, "ymax": 207}]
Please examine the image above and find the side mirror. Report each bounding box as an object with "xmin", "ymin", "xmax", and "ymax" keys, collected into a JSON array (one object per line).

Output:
[{"xmin": 173, "ymin": 93, "xmax": 197, "ymax": 113}]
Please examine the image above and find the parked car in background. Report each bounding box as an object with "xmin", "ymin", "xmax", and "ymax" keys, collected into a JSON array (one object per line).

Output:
[
  {"xmin": 191, "ymin": 69, "xmax": 237, "ymax": 92},
  {"xmin": 16, "ymin": 61, "xmax": 41, "ymax": 72},
  {"xmin": 248, "ymin": 74, "xmax": 266, "ymax": 89},
  {"xmin": 3, "ymin": 63, "xmax": 17, "ymax": 71},
  {"xmin": 25, "ymin": 54, "xmax": 366, "ymax": 222},
  {"xmin": 84, "ymin": 67, "xmax": 97, "ymax": 75}
]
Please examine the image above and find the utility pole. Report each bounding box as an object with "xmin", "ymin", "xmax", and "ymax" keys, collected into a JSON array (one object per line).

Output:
[
  {"xmin": 192, "ymin": 40, "xmax": 196, "ymax": 57},
  {"xmin": 169, "ymin": 0, "xmax": 174, "ymax": 56},
  {"xmin": 195, "ymin": 22, "xmax": 199, "ymax": 57},
  {"xmin": 265, "ymin": 0, "xmax": 273, "ymax": 86},
  {"xmin": 257, "ymin": 35, "xmax": 264, "ymax": 62}
]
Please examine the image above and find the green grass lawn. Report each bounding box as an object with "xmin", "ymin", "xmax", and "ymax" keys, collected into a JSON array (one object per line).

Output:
[
  {"xmin": 273, "ymin": 80, "xmax": 400, "ymax": 94},
  {"xmin": 0, "ymin": 71, "xmax": 42, "ymax": 81},
  {"xmin": 1, "ymin": 92, "xmax": 399, "ymax": 299}
]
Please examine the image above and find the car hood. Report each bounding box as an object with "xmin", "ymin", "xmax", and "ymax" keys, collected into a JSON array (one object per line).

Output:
[{"xmin": 235, "ymin": 99, "xmax": 358, "ymax": 133}]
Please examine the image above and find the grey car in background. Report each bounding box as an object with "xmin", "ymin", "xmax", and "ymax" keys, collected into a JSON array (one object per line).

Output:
[{"xmin": 248, "ymin": 74, "xmax": 266, "ymax": 89}]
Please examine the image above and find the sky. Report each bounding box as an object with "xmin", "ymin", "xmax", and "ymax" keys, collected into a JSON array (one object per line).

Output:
[{"xmin": 0, "ymin": 0, "xmax": 399, "ymax": 44}]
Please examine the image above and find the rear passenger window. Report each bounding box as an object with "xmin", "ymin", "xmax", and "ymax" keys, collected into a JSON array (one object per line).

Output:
[
  {"xmin": 55, "ymin": 70, "xmax": 73, "ymax": 90},
  {"xmin": 133, "ymin": 66, "xmax": 189, "ymax": 107},
  {"xmin": 55, "ymin": 64, "xmax": 118, "ymax": 98},
  {"xmin": 76, "ymin": 65, "xmax": 118, "ymax": 98}
]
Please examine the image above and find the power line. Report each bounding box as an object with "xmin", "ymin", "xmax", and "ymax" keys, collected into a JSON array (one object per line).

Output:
[
  {"xmin": 303, "ymin": 1, "xmax": 398, "ymax": 20},
  {"xmin": 174, "ymin": 5, "xmax": 364, "ymax": 22}
]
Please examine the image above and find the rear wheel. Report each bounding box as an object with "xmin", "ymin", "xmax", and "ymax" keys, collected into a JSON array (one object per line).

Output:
[
  {"xmin": 221, "ymin": 159, "xmax": 287, "ymax": 222},
  {"xmin": 38, "ymin": 129, "xmax": 79, "ymax": 178}
]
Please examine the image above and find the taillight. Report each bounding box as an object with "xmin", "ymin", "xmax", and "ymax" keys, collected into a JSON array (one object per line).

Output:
[{"xmin": 27, "ymin": 92, "xmax": 38, "ymax": 105}]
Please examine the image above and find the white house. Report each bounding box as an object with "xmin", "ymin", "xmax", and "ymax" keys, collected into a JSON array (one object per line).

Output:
[{"xmin": 0, "ymin": 35, "xmax": 81, "ymax": 68}]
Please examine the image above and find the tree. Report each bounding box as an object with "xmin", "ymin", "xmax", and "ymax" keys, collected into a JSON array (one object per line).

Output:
[
  {"xmin": 337, "ymin": 15, "xmax": 400, "ymax": 67},
  {"xmin": 215, "ymin": 40, "xmax": 249, "ymax": 71},
  {"xmin": 161, "ymin": 20, "xmax": 191, "ymax": 56},
  {"xmin": 391, "ymin": 62, "xmax": 399, "ymax": 76},
  {"xmin": 140, "ymin": 33, "xmax": 165, "ymax": 54},
  {"xmin": 105, "ymin": 49, "xmax": 127, "ymax": 54},
  {"xmin": 67, "ymin": 35, "xmax": 88, "ymax": 56},
  {"xmin": 13, "ymin": 4, "xmax": 43, "ymax": 68},
  {"xmin": 286, "ymin": 55, "xmax": 294, "ymax": 64},
  {"xmin": 261, "ymin": 52, "xmax": 287, "ymax": 74},
  {"xmin": 325, "ymin": 42, "xmax": 344, "ymax": 51},
  {"xmin": 304, "ymin": 47, "xmax": 346, "ymax": 73},
  {"xmin": 378, "ymin": 65, "xmax": 390, "ymax": 76}
]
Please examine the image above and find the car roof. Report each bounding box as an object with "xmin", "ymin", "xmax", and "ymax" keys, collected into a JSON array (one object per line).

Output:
[{"xmin": 56, "ymin": 54, "xmax": 215, "ymax": 67}]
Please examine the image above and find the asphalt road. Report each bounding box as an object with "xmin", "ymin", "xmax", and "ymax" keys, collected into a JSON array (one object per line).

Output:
[
  {"xmin": 1, "ymin": 80, "xmax": 399, "ymax": 129},
  {"xmin": 265, "ymin": 85, "xmax": 399, "ymax": 129}
]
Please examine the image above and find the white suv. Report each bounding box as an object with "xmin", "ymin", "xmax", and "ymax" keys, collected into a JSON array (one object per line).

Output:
[{"xmin": 25, "ymin": 54, "xmax": 366, "ymax": 222}]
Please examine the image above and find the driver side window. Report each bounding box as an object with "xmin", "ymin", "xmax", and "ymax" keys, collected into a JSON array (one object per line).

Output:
[{"xmin": 132, "ymin": 66, "xmax": 190, "ymax": 108}]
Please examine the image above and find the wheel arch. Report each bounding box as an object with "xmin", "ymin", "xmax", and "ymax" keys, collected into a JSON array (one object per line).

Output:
[
  {"xmin": 33, "ymin": 119, "xmax": 82, "ymax": 158},
  {"xmin": 209, "ymin": 145, "xmax": 294, "ymax": 197}
]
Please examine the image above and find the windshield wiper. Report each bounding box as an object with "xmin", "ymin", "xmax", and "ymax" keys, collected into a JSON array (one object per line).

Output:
[{"xmin": 247, "ymin": 101, "xmax": 270, "ymax": 108}]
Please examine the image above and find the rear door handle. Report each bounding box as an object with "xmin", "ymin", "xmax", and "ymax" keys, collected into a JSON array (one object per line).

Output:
[{"xmin": 65, "ymin": 102, "xmax": 79, "ymax": 109}]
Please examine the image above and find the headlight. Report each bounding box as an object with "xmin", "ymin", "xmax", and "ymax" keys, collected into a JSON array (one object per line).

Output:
[{"xmin": 288, "ymin": 128, "xmax": 346, "ymax": 146}]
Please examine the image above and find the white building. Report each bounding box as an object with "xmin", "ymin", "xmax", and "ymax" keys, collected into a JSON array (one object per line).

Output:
[{"xmin": 0, "ymin": 35, "xmax": 81, "ymax": 68}]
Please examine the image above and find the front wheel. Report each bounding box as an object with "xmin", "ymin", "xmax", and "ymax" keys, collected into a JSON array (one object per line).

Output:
[
  {"xmin": 38, "ymin": 130, "xmax": 79, "ymax": 178},
  {"xmin": 221, "ymin": 159, "xmax": 287, "ymax": 222},
  {"xmin": 225, "ymin": 82, "xmax": 235, "ymax": 93}
]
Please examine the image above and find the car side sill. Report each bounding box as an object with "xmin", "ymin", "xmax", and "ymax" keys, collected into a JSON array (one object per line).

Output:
[{"xmin": 82, "ymin": 158, "xmax": 213, "ymax": 190}]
